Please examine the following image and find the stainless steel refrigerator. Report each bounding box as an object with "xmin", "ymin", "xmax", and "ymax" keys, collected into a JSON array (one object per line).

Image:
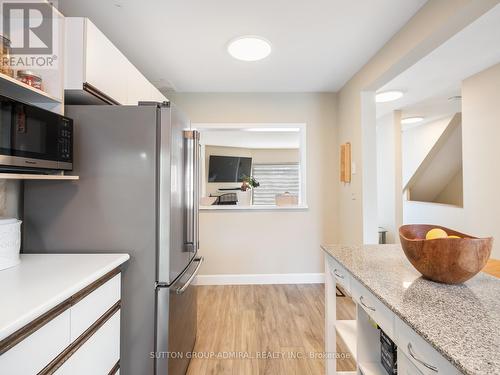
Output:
[{"xmin": 22, "ymin": 102, "xmax": 202, "ymax": 375}]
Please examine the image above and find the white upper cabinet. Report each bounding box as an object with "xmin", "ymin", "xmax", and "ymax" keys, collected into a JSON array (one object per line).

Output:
[
  {"xmin": 84, "ymin": 20, "xmax": 128, "ymax": 104},
  {"xmin": 64, "ymin": 18, "xmax": 167, "ymax": 105}
]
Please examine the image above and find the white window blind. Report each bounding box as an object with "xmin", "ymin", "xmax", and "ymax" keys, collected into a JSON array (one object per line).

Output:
[{"xmin": 252, "ymin": 163, "xmax": 300, "ymax": 206}]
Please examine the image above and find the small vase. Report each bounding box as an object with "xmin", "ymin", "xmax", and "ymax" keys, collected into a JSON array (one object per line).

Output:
[{"xmin": 237, "ymin": 190, "xmax": 252, "ymax": 206}]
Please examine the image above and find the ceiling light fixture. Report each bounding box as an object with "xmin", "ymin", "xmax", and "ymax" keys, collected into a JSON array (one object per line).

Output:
[
  {"xmin": 375, "ymin": 90, "xmax": 404, "ymax": 103},
  {"xmin": 401, "ymin": 117, "xmax": 424, "ymax": 125},
  {"xmin": 227, "ymin": 36, "xmax": 272, "ymax": 61}
]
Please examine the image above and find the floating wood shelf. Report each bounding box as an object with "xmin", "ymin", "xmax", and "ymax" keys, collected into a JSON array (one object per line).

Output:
[
  {"xmin": 0, "ymin": 173, "xmax": 79, "ymax": 181},
  {"xmin": 0, "ymin": 72, "xmax": 62, "ymax": 104}
]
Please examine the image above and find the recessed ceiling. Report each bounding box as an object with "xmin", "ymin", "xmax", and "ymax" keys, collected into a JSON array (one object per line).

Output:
[
  {"xmin": 376, "ymin": 4, "xmax": 500, "ymax": 119},
  {"xmin": 57, "ymin": 0, "xmax": 427, "ymax": 93}
]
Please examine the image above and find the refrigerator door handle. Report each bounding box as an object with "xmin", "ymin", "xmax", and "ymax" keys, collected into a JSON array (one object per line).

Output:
[
  {"xmin": 193, "ymin": 130, "xmax": 200, "ymax": 251},
  {"xmin": 176, "ymin": 256, "xmax": 204, "ymax": 294},
  {"xmin": 183, "ymin": 130, "xmax": 199, "ymax": 252}
]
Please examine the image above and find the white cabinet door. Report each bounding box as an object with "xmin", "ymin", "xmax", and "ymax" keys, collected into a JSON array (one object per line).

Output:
[
  {"xmin": 85, "ymin": 19, "xmax": 128, "ymax": 104},
  {"xmin": 150, "ymin": 85, "xmax": 167, "ymax": 103},
  {"xmin": 55, "ymin": 310, "xmax": 120, "ymax": 375},
  {"xmin": 0, "ymin": 310, "xmax": 71, "ymax": 375},
  {"xmin": 125, "ymin": 62, "xmax": 153, "ymax": 105},
  {"xmin": 70, "ymin": 274, "xmax": 121, "ymax": 341},
  {"xmin": 351, "ymin": 277, "xmax": 395, "ymax": 338},
  {"xmin": 396, "ymin": 317, "xmax": 461, "ymax": 375}
]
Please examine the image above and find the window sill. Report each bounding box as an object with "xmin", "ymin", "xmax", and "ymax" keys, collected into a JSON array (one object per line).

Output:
[{"xmin": 200, "ymin": 204, "xmax": 309, "ymax": 212}]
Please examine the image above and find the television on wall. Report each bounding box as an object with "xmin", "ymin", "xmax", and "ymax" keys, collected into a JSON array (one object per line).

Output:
[{"xmin": 208, "ymin": 155, "xmax": 252, "ymax": 182}]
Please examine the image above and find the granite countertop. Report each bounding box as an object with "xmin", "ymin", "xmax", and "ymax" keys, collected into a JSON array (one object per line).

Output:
[
  {"xmin": 321, "ymin": 244, "xmax": 500, "ymax": 375},
  {"xmin": 0, "ymin": 253, "xmax": 130, "ymax": 341}
]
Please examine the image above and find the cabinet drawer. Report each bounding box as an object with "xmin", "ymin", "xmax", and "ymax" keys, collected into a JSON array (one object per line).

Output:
[
  {"xmin": 55, "ymin": 310, "xmax": 120, "ymax": 375},
  {"xmin": 71, "ymin": 274, "xmax": 121, "ymax": 341},
  {"xmin": 326, "ymin": 256, "xmax": 351, "ymax": 294},
  {"xmin": 399, "ymin": 351, "xmax": 424, "ymax": 375},
  {"xmin": 0, "ymin": 310, "xmax": 70, "ymax": 375},
  {"xmin": 351, "ymin": 277, "xmax": 395, "ymax": 338},
  {"xmin": 396, "ymin": 317, "xmax": 460, "ymax": 375}
]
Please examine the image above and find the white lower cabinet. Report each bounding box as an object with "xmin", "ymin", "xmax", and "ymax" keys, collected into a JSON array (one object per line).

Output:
[
  {"xmin": 55, "ymin": 311, "xmax": 120, "ymax": 375},
  {"xmin": 0, "ymin": 311, "xmax": 70, "ymax": 375},
  {"xmin": 351, "ymin": 277, "xmax": 395, "ymax": 338},
  {"xmin": 0, "ymin": 271, "xmax": 122, "ymax": 375},
  {"xmin": 399, "ymin": 351, "xmax": 424, "ymax": 375},
  {"xmin": 327, "ymin": 256, "xmax": 352, "ymax": 295},
  {"xmin": 396, "ymin": 317, "xmax": 461, "ymax": 375},
  {"xmin": 70, "ymin": 274, "xmax": 121, "ymax": 341},
  {"xmin": 325, "ymin": 253, "xmax": 464, "ymax": 375}
]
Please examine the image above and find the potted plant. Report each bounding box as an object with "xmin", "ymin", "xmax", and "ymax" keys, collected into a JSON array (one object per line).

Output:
[{"xmin": 237, "ymin": 175, "xmax": 260, "ymax": 206}]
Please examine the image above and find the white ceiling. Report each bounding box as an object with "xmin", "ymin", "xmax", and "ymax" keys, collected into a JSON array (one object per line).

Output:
[
  {"xmin": 376, "ymin": 4, "xmax": 500, "ymax": 119},
  {"xmin": 200, "ymin": 130, "xmax": 300, "ymax": 149},
  {"xmin": 57, "ymin": 0, "xmax": 426, "ymax": 93}
]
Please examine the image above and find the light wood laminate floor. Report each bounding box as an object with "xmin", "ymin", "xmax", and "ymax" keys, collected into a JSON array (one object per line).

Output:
[{"xmin": 187, "ymin": 284, "xmax": 356, "ymax": 375}]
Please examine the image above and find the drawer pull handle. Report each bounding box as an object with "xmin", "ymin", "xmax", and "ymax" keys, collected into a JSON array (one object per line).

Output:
[
  {"xmin": 333, "ymin": 269, "xmax": 344, "ymax": 279},
  {"xmin": 359, "ymin": 296, "xmax": 376, "ymax": 311},
  {"xmin": 408, "ymin": 343, "xmax": 438, "ymax": 372}
]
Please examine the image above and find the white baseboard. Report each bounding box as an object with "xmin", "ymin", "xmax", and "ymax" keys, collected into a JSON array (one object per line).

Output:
[{"xmin": 194, "ymin": 273, "xmax": 325, "ymax": 286}]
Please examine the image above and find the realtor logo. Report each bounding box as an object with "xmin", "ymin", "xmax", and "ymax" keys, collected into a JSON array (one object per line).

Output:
[{"xmin": 3, "ymin": 2, "xmax": 53, "ymax": 54}]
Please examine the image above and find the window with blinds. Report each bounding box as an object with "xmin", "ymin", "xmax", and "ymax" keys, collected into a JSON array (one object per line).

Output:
[{"xmin": 252, "ymin": 163, "xmax": 300, "ymax": 206}]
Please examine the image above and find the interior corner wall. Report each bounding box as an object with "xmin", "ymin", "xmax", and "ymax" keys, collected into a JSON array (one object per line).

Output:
[
  {"xmin": 462, "ymin": 62, "xmax": 500, "ymax": 258},
  {"xmin": 402, "ymin": 117, "xmax": 452, "ymax": 186},
  {"xmin": 335, "ymin": 0, "xmax": 498, "ymax": 245},
  {"xmin": 168, "ymin": 93, "xmax": 337, "ymax": 275}
]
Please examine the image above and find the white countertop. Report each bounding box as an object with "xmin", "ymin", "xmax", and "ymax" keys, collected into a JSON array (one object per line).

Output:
[{"xmin": 0, "ymin": 253, "xmax": 130, "ymax": 341}]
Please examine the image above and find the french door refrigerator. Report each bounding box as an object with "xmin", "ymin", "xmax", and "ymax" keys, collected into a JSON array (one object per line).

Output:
[{"xmin": 22, "ymin": 102, "xmax": 202, "ymax": 375}]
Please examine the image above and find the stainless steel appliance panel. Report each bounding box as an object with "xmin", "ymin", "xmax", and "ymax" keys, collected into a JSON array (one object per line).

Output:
[
  {"xmin": 157, "ymin": 104, "xmax": 194, "ymax": 285},
  {"xmin": 156, "ymin": 256, "xmax": 203, "ymax": 375},
  {"xmin": 23, "ymin": 105, "xmax": 159, "ymax": 375}
]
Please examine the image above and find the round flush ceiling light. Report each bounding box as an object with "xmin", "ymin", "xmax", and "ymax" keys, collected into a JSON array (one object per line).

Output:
[
  {"xmin": 227, "ymin": 36, "xmax": 272, "ymax": 61},
  {"xmin": 401, "ymin": 116, "xmax": 424, "ymax": 125},
  {"xmin": 375, "ymin": 90, "xmax": 404, "ymax": 103}
]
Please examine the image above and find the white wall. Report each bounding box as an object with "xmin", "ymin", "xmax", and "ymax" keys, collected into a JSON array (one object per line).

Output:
[
  {"xmin": 169, "ymin": 93, "xmax": 337, "ymax": 276},
  {"xmin": 404, "ymin": 62, "xmax": 500, "ymax": 258},
  {"xmin": 402, "ymin": 117, "xmax": 451, "ymax": 185},
  {"xmin": 461, "ymin": 62, "xmax": 500, "ymax": 258},
  {"xmin": 336, "ymin": 0, "xmax": 497, "ymax": 245},
  {"xmin": 376, "ymin": 112, "xmax": 402, "ymax": 243}
]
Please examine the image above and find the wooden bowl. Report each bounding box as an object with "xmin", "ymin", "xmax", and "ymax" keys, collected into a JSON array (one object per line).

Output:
[{"xmin": 399, "ymin": 224, "xmax": 493, "ymax": 284}]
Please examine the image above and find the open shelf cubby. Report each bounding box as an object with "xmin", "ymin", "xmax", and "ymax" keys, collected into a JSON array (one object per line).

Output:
[{"xmin": 0, "ymin": 72, "xmax": 62, "ymax": 104}]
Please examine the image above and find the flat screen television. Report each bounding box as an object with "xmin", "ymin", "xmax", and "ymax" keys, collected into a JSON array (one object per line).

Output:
[{"xmin": 208, "ymin": 155, "xmax": 252, "ymax": 182}]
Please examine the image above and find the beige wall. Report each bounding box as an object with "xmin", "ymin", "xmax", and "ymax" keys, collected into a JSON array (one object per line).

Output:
[
  {"xmin": 336, "ymin": 0, "xmax": 497, "ymax": 244},
  {"xmin": 169, "ymin": 93, "xmax": 337, "ymax": 275},
  {"xmin": 203, "ymin": 145, "xmax": 299, "ymax": 196},
  {"xmin": 462, "ymin": 63, "xmax": 500, "ymax": 257}
]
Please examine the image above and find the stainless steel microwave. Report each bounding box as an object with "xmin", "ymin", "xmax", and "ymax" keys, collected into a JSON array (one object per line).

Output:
[{"xmin": 0, "ymin": 95, "xmax": 73, "ymax": 172}]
